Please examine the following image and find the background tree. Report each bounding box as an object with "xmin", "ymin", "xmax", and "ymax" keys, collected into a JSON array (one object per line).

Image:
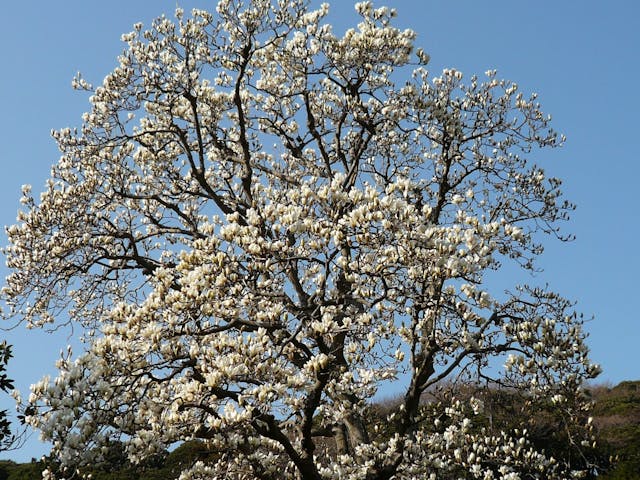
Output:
[
  {"xmin": 0, "ymin": 341, "xmax": 16, "ymax": 453},
  {"xmin": 3, "ymin": 1, "xmax": 601, "ymax": 478}
]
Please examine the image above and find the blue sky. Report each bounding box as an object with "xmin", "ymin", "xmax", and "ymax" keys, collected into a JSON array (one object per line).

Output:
[{"xmin": 0, "ymin": 0, "xmax": 638, "ymax": 463}]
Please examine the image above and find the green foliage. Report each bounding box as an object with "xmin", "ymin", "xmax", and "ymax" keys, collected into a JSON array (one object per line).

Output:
[
  {"xmin": 40, "ymin": 440, "xmax": 216, "ymax": 480},
  {"xmin": 0, "ymin": 459, "xmax": 46, "ymax": 480},
  {"xmin": 589, "ymin": 381, "xmax": 640, "ymax": 479},
  {"xmin": 0, "ymin": 342, "xmax": 16, "ymax": 452},
  {"xmin": 592, "ymin": 381, "xmax": 640, "ymax": 417},
  {"xmin": 161, "ymin": 440, "xmax": 213, "ymax": 475}
]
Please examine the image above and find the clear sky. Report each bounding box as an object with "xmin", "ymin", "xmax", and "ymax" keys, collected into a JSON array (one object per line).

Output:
[{"xmin": 0, "ymin": 0, "xmax": 638, "ymax": 463}]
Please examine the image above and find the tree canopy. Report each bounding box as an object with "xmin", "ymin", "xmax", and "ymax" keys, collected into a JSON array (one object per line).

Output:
[{"xmin": 3, "ymin": 1, "xmax": 601, "ymax": 479}]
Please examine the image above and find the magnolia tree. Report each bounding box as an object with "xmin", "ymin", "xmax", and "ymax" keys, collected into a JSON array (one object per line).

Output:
[{"xmin": 4, "ymin": 1, "xmax": 600, "ymax": 478}]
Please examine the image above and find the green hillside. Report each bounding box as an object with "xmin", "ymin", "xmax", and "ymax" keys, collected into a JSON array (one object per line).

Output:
[{"xmin": 589, "ymin": 381, "xmax": 640, "ymax": 479}]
